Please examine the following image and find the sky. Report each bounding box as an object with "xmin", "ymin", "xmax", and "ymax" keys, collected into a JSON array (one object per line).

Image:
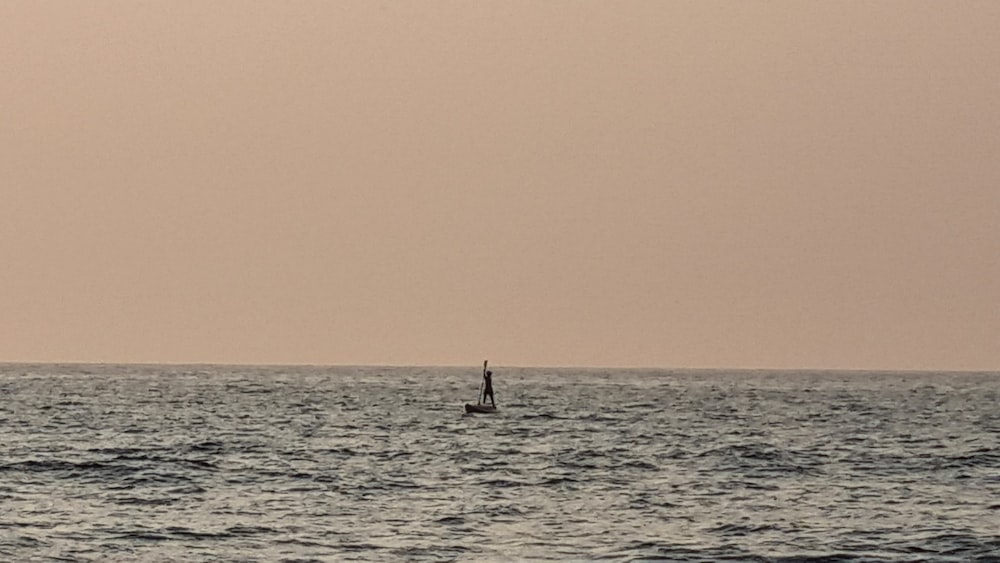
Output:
[{"xmin": 2, "ymin": 1, "xmax": 998, "ymax": 370}]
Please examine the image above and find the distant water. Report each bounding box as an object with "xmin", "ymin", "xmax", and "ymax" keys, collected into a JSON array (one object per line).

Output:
[{"xmin": 1, "ymin": 364, "xmax": 998, "ymax": 562}]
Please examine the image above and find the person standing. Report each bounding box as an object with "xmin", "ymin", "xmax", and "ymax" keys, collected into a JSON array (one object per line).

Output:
[{"xmin": 481, "ymin": 361, "xmax": 496, "ymax": 407}]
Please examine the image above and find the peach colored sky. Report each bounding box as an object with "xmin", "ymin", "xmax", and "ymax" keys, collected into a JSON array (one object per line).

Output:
[{"xmin": 2, "ymin": 2, "xmax": 998, "ymax": 369}]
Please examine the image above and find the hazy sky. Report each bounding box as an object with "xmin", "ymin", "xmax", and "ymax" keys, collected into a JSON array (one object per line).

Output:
[{"xmin": 2, "ymin": 2, "xmax": 998, "ymax": 369}]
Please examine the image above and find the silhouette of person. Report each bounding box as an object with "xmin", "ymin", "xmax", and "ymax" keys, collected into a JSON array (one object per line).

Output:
[{"xmin": 482, "ymin": 370, "xmax": 495, "ymax": 407}]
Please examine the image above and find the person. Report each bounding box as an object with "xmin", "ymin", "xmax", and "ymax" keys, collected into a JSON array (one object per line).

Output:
[{"xmin": 482, "ymin": 369, "xmax": 496, "ymax": 407}]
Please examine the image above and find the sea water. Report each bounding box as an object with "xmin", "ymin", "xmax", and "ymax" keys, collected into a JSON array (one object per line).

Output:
[{"xmin": 1, "ymin": 364, "xmax": 998, "ymax": 562}]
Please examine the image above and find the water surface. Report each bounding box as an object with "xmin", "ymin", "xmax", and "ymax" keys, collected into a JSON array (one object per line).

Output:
[{"xmin": 1, "ymin": 364, "xmax": 998, "ymax": 561}]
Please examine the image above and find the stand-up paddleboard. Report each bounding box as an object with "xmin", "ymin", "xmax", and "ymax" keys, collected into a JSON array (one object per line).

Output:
[{"xmin": 465, "ymin": 359, "xmax": 498, "ymax": 414}]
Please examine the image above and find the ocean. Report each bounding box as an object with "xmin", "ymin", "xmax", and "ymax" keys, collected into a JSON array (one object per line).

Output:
[{"xmin": 1, "ymin": 364, "xmax": 997, "ymax": 562}]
